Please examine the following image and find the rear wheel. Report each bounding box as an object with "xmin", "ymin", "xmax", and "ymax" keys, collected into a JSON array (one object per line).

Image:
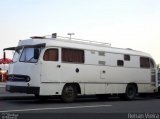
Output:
[
  {"xmin": 124, "ymin": 84, "xmax": 137, "ymax": 100},
  {"xmin": 120, "ymin": 84, "xmax": 137, "ymax": 100},
  {"xmin": 61, "ymin": 84, "xmax": 77, "ymax": 103}
]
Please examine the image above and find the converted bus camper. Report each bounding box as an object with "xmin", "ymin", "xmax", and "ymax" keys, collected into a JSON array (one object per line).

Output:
[{"xmin": 4, "ymin": 34, "xmax": 158, "ymax": 102}]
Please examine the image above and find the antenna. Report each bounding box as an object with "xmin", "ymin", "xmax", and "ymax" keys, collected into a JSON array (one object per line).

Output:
[{"xmin": 67, "ymin": 33, "xmax": 75, "ymax": 39}]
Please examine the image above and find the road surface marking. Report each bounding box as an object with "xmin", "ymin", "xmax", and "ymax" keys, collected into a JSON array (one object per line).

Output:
[{"xmin": 0, "ymin": 104, "xmax": 112, "ymax": 113}]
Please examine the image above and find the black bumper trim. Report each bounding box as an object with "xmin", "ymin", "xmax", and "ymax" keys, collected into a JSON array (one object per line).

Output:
[{"xmin": 6, "ymin": 85, "xmax": 40, "ymax": 95}]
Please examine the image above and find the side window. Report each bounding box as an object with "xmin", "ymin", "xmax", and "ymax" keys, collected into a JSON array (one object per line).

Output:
[
  {"xmin": 98, "ymin": 51, "xmax": 105, "ymax": 56},
  {"xmin": 124, "ymin": 54, "xmax": 130, "ymax": 61},
  {"xmin": 150, "ymin": 59, "xmax": 155, "ymax": 68},
  {"xmin": 43, "ymin": 49, "xmax": 58, "ymax": 61},
  {"xmin": 62, "ymin": 48, "xmax": 84, "ymax": 63},
  {"xmin": 117, "ymin": 60, "xmax": 124, "ymax": 67},
  {"xmin": 140, "ymin": 57, "xmax": 150, "ymax": 68}
]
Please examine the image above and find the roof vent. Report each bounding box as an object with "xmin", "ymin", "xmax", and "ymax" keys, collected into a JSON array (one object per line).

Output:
[{"xmin": 52, "ymin": 33, "xmax": 57, "ymax": 38}]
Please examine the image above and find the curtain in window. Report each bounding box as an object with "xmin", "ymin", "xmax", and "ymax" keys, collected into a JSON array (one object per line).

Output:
[
  {"xmin": 43, "ymin": 49, "xmax": 58, "ymax": 61},
  {"xmin": 62, "ymin": 48, "xmax": 84, "ymax": 63}
]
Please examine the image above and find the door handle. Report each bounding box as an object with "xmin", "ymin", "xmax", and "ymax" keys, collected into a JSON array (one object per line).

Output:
[{"xmin": 57, "ymin": 65, "xmax": 61, "ymax": 68}]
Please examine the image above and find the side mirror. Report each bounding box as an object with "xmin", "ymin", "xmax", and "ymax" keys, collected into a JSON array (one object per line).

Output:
[
  {"xmin": 34, "ymin": 48, "xmax": 39, "ymax": 59},
  {"xmin": 3, "ymin": 51, "xmax": 6, "ymax": 59}
]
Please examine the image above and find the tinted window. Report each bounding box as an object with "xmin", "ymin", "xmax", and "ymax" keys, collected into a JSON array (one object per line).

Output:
[
  {"xmin": 62, "ymin": 48, "xmax": 84, "ymax": 63},
  {"xmin": 43, "ymin": 49, "xmax": 58, "ymax": 61},
  {"xmin": 117, "ymin": 60, "xmax": 124, "ymax": 67},
  {"xmin": 150, "ymin": 59, "xmax": 155, "ymax": 68},
  {"xmin": 98, "ymin": 51, "xmax": 105, "ymax": 56},
  {"xmin": 140, "ymin": 57, "xmax": 150, "ymax": 68},
  {"xmin": 124, "ymin": 54, "xmax": 130, "ymax": 61}
]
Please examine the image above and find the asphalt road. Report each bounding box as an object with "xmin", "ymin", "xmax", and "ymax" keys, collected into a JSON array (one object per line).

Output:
[{"xmin": 1, "ymin": 95, "xmax": 160, "ymax": 119}]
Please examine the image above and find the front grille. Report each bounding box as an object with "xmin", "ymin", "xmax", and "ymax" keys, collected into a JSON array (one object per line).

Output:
[{"xmin": 8, "ymin": 74, "xmax": 30, "ymax": 82}]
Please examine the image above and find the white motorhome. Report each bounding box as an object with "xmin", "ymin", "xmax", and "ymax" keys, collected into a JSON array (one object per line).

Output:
[{"xmin": 4, "ymin": 34, "xmax": 158, "ymax": 102}]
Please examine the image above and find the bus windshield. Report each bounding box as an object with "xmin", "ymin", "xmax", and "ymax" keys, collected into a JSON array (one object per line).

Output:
[
  {"xmin": 12, "ymin": 48, "xmax": 22, "ymax": 63},
  {"xmin": 19, "ymin": 47, "xmax": 41, "ymax": 63}
]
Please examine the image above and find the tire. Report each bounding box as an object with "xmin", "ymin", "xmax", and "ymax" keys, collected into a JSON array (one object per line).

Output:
[
  {"xmin": 61, "ymin": 84, "xmax": 77, "ymax": 103},
  {"xmin": 124, "ymin": 84, "xmax": 137, "ymax": 100}
]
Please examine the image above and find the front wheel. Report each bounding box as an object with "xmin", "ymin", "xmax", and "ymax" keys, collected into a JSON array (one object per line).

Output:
[{"xmin": 61, "ymin": 84, "xmax": 77, "ymax": 103}]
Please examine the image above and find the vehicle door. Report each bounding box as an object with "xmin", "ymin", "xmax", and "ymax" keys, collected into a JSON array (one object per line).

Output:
[
  {"xmin": 41, "ymin": 47, "xmax": 61, "ymax": 82},
  {"xmin": 150, "ymin": 58, "xmax": 157, "ymax": 85}
]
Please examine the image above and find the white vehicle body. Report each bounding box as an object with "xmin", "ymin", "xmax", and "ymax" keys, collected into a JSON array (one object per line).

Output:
[{"xmin": 5, "ymin": 35, "xmax": 158, "ymax": 101}]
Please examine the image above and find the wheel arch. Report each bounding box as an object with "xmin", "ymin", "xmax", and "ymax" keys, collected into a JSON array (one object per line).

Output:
[{"xmin": 63, "ymin": 83, "xmax": 81, "ymax": 94}]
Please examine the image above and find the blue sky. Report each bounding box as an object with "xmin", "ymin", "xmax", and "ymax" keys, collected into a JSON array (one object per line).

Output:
[{"xmin": 0, "ymin": 0, "xmax": 160, "ymax": 63}]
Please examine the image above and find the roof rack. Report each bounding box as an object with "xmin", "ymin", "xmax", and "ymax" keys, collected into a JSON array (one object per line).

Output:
[
  {"xmin": 31, "ymin": 33, "xmax": 111, "ymax": 47},
  {"xmin": 58, "ymin": 36, "xmax": 111, "ymax": 47}
]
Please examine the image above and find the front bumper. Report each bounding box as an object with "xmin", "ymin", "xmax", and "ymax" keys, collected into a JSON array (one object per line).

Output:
[{"xmin": 6, "ymin": 85, "xmax": 40, "ymax": 95}]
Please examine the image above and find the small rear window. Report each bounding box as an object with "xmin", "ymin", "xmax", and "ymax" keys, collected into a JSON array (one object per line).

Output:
[
  {"xmin": 124, "ymin": 54, "xmax": 130, "ymax": 61},
  {"xmin": 140, "ymin": 57, "xmax": 150, "ymax": 68}
]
